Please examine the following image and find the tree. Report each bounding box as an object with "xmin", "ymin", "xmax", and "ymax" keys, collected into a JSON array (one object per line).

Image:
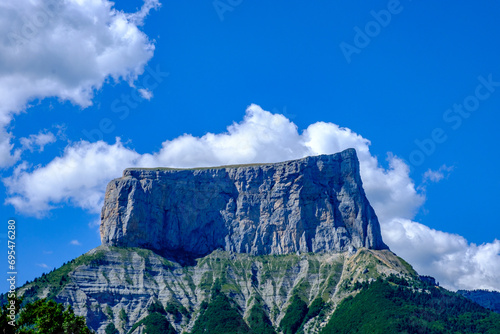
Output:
[
  {"xmin": 104, "ymin": 323, "xmax": 119, "ymax": 334},
  {"xmin": 1, "ymin": 298, "xmax": 95, "ymax": 334},
  {"xmin": 280, "ymin": 294, "xmax": 308, "ymax": 334},
  {"xmin": 0, "ymin": 296, "xmax": 22, "ymax": 334}
]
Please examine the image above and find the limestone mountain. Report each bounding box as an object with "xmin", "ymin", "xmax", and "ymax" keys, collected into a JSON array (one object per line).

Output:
[
  {"xmin": 8, "ymin": 149, "xmax": 500, "ymax": 333},
  {"xmin": 100, "ymin": 148, "xmax": 387, "ymax": 261}
]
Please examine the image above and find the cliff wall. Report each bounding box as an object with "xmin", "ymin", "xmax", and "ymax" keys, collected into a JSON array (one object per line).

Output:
[{"xmin": 100, "ymin": 148, "xmax": 387, "ymax": 259}]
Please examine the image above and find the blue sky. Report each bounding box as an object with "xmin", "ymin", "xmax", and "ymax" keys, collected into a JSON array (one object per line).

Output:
[{"xmin": 1, "ymin": 0, "xmax": 499, "ymax": 293}]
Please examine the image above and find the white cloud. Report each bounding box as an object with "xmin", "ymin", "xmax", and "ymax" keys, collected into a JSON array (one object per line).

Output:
[
  {"xmin": 4, "ymin": 139, "xmax": 149, "ymax": 216},
  {"xmin": 4, "ymin": 104, "xmax": 423, "ymax": 222},
  {"xmin": 36, "ymin": 263, "xmax": 49, "ymax": 269},
  {"xmin": 422, "ymin": 164, "xmax": 454, "ymax": 183},
  {"xmin": 301, "ymin": 121, "xmax": 424, "ymax": 223},
  {"xmin": 138, "ymin": 88, "xmax": 153, "ymax": 100},
  {"xmin": 0, "ymin": 0, "xmax": 159, "ymax": 167},
  {"xmin": 153, "ymin": 104, "xmax": 309, "ymax": 167},
  {"xmin": 70, "ymin": 239, "xmax": 82, "ymax": 246},
  {"xmin": 3, "ymin": 104, "xmax": 499, "ymax": 291},
  {"xmin": 383, "ymin": 218, "xmax": 500, "ymax": 291},
  {"xmin": 20, "ymin": 131, "xmax": 56, "ymax": 152},
  {"xmin": 0, "ymin": 128, "xmax": 21, "ymax": 168},
  {"xmin": 128, "ymin": 0, "xmax": 161, "ymax": 26}
]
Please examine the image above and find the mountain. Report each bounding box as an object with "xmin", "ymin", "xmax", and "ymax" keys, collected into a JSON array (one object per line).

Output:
[
  {"xmin": 6, "ymin": 149, "xmax": 500, "ymax": 333},
  {"xmin": 16, "ymin": 246, "xmax": 414, "ymax": 333},
  {"xmin": 457, "ymin": 290, "xmax": 500, "ymax": 314},
  {"xmin": 100, "ymin": 148, "xmax": 387, "ymax": 262}
]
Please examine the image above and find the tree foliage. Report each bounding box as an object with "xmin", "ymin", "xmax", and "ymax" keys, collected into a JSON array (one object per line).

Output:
[
  {"xmin": 191, "ymin": 293, "xmax": 251, "ymax": 334},
  {"xmin": 191, "ymin": 279, "xmax": 251, "ymax": 334},
  {"xmin": 247, "ymin": 302, "xmax": 276, "ymax": 334},
  {"xmin": 147, "ymin": 301, "xmax": 166, "ymax": 315},
  {"xmin": 279, "ymin": 294, "xmax": 308, "ymax": 334},
  {"xmin": 321, "ymin": 278, "xmax": 500, "ymax": 334},
  {"xmin": 0, "ymin": 298, "xmax": 94, "ymax": 334},
  {"xmin": 165, "ymin": 299, "xmax": 190, "ymax": 322},
  {"xmin": 104, "ymin": 323, "xmax": 119, "ymax": 334},
  {"xmin": 127, "ymin": 302, "xmax": 176, "ymax": 334},
  {"xmin": 128, "ymin": 312, "xmax": 176, "ymax": 334},
  {"xmin": 0, "ymin": 296, "xmax": 21, "ymax": 334}
]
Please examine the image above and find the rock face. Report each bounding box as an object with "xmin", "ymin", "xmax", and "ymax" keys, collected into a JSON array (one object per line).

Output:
[{"xmin": 100, "ymin": 148, "xmax": 387, "ymax": 259}]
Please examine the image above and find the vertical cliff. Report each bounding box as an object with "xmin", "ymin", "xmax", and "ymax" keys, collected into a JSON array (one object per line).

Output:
[{"xmin": 100, "ymin": 148, "xmax": 387, "ymax": 259}]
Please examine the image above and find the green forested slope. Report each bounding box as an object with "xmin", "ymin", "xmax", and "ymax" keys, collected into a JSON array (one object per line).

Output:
[{"xmin": 321, "ymin": 277, "xmax": 500, "ymax": 334}]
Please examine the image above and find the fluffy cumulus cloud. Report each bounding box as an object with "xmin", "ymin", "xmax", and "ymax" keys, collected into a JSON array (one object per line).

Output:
[
  {"xmin": 301, "ymin": 122, "xmax": 424, "ymax": 224},
  {"xmin": 4, "ymin": 104, "xmax": 424, "ymax": 221},
  {"xmin": 3, "ymin": 104, "xmax": 499, "ymax": 291},
  {"xmin": 4, "ymin": 139, "xmax": 149, "ymax": 215},
  {"xmin": 154, "ymin": 106, "xmax": 309, "ymax": 167},
  {"xmin": 384, "ymin": 219, "xmax": 500, "ymax": 291},
  {"xmin": 0, "ymin": 0, "xmax": 160, "ymax": 167}
]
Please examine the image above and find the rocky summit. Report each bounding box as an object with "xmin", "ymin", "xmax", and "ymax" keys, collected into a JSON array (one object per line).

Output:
[{"xmin": 100, "ymin": 148, "xmax": 387, "ymax": 260}]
